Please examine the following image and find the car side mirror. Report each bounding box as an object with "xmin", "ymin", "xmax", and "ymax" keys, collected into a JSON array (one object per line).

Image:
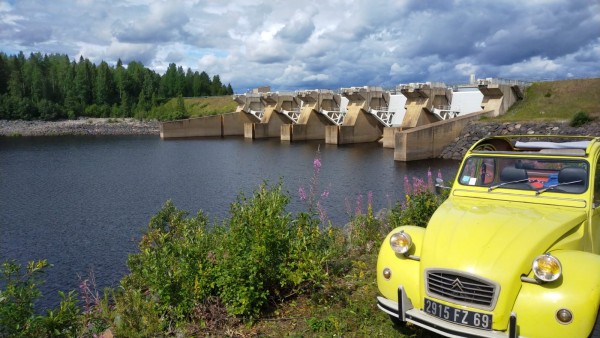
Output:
[{"xmin": 435, "ymin": 178, "xmax": 451, "ymax": 194}]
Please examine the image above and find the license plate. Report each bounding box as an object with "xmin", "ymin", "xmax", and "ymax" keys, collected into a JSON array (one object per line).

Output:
[{"xmin": 424, "ymin": 298, "xmax": 492, "ymax": 330}]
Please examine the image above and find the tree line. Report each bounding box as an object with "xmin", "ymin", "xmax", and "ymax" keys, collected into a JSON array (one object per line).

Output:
[{"xmin": 0, "ymin": 51, "xmax": 234, "ymax": 120}]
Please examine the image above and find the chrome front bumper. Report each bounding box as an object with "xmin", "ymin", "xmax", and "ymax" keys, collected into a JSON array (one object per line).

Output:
[{"xmin": 377, "ymin": 287, "xmax": 519, "ymax": 338}]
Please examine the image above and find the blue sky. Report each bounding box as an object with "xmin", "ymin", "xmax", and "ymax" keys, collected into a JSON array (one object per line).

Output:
[{"xmin": 1, "ymin": 0, "xmax": 598, "ymax": 93}]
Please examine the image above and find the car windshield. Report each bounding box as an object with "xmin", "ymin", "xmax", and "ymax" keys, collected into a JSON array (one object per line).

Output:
[{"xmin": 458, "ymin": 156, "xmax": 589, "ymax": 194}]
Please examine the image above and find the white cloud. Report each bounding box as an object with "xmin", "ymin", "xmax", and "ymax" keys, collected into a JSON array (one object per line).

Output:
[{"xmin": 0, "ymin": 0, "xmax": 598, "ymax": 91}]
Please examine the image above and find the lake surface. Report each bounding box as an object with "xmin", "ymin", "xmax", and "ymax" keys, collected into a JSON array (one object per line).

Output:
[{"xmin": 0, "ymin": 135, "xmax": 459, "ymax": 309}]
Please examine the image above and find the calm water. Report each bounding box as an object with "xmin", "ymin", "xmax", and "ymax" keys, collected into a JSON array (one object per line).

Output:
[{"xmin": 0, "ymin": 135, "xmax": 459, "ymax": 309}]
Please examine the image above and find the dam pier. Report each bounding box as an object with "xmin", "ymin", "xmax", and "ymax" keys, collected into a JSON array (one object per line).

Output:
[{"xmin": 160, "ymin": 78, "xmax": 528, "ymax": 161}]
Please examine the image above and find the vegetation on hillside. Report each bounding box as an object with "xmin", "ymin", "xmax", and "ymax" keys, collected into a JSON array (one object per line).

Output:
[
  {"xmin": 0, "ymin": 52, "xmax": 234, "ymax": 122},
  {"xmin": 0, "ymin": 150, "xmax": 448, "ymax": 337},
  {"xmin": 147, "ymin": 95, "xmax": 239, "ymax": 121},
  {"xmin": 496, "ymin": 78, "xmax": 600, "ymax": 122}
]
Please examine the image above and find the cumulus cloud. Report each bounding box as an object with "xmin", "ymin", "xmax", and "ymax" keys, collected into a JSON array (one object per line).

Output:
[
  {"xmin": 0, "ymin": 0, "xmax": 598, "ymax": 92},
  {"xmin": 276, "ymin": 8, "xmax": 317, "ymax": 44}
]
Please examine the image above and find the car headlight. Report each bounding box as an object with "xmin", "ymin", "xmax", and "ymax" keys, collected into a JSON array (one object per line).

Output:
[
  {"xmin": 390, "ymin": 231, "xmax": 412, "ymax": 254},
  {"xmin": 532, "ymin": 253, "xmax": 562, "ymax": 282}
]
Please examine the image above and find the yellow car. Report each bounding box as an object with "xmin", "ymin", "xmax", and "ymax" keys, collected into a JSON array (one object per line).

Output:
[{"xmin": 377, "ymin": 135, "xmax": 600, "ymax": 338}]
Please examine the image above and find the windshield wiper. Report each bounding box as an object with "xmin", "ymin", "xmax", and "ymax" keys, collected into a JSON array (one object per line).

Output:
[
  {"xmin": 488, "ymin": 179, "xmax": 536, "ymax": 192},
  {"xmin": 535, "ymin": 180, "xmax": 583, "ymax": 195}
]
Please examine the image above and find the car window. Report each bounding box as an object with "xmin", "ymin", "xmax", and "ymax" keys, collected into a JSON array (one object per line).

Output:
[{"xmin": 459, "ymin": 156, "xmax": 589, "ymax": 193}]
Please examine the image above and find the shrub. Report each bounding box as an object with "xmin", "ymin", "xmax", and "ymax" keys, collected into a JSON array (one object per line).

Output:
[
  {"xmin": 388, "ymin": 169, "xmax": 449, "ymax": 228},
  {"xmin": 346, "ymin": 192, "xmax": 385, "ymax": 254},
  {"xmin": 0, "ymin": 260, "xmax": 80, "ymax": 337},
  {"xmin": 214, "ymin": 182, "xmax": 292, "ymax": 319},
  {"xmin": 214, "ymin": 181, "xmax": 343, "ymax": 319},
  {"xmin": 120, "ymin": 200, "xmax": 216, "ymax": 330},
  {"xmin": 570, "ymin": 111, "xmax": 593, "ymax": 127},
  {"xmin": 110, "ymin": 180, "xmax": 345, "ymax": 329},
  {"xmin": 389, "ymin": 191, "xmax": 445, "ymax": 228}
]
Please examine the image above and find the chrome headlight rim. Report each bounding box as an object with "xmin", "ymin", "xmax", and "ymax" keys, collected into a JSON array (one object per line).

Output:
[
  {"xmin": 532, "ymin": 253, "xmax": 562, "ymax": 282},
  {"xmin": 389, "ymin": 230, "xmax": 412, "ymax": 254}
]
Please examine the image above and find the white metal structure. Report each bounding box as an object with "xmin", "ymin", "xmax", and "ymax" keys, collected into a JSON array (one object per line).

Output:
[
  {"xmin": 319, "ymin": 96, "xmax": 348, "ymax": 126},
  {"xmin": 281, "ymin": 108, "xmax": 301, "ymax": 123},
  {"xmin": 369, "ymin": 106, "xmax": 396, "ymax": 127},
  {"xmin": 248, "ymin": 109, "xmax": 264, "ymax": 121},
  {"xmin": 432, "ymin": 105, "xmax": 460, "ymax": 120},
  {"xmin": 320, "ymin": 109, "xmax": 346, "ymax": 125}
]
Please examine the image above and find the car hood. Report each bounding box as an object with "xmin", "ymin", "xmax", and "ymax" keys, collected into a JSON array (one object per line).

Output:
[{"xmin": 420, "ymin": 196, "xmax": 586, "ymax": 315}]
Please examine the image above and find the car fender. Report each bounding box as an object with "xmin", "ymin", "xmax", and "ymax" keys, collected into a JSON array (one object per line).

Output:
[
  {"xmin": 377, "ymin": 225, "xmax": 425, "ymax": 305},
  {"xmin": 513, "ymin": 250, "xmax": 600, "ymax": 338}
]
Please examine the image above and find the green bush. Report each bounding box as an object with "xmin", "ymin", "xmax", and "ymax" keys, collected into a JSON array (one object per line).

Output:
[
  {"xmin": 215, "ymin": 181, "xmax": 343, "ymax": 319},
  {"xmin": 214, "ymin": 182, "xmax": 292, "ymax": 318},
  {"xmin": 121, "ymin": 200, "xmax": 216, "ymax": 330},
  {"xmin": 0, "ymin": 260, "xmax": 80, "ymax": 337},
  {"xmin": 346, "ymin": 193, "xmax": 385, "ymax": 254},
  {"xmin": 570, "ymin": 111, "xmax": 593, "ymax": 127},
  {"xmin": 107, "ymin": 181, "xmax": 346, "ymax": 332},
  {"xmin": 389, "ymin": 190, "xmax": 446, "ymax": 228},
  {"xmin": 388, "ymin": 171, "xmax": 450, "ymax": 229}
]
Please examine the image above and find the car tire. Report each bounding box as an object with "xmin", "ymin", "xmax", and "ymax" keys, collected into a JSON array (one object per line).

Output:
[{"xmin": 590, "ymin": 310, "xmax": 600, "ymax": 338}]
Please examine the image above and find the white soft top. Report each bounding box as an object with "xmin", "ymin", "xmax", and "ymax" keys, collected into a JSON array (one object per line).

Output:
[{"xmin": 514, "ymin": 141, "xmax": 590, "ymax": 149}]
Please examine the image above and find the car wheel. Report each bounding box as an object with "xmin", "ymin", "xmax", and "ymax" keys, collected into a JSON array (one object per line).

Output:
[{"xmin": 590, "ymin": 311, "xmax": 600, "ymax": 338}]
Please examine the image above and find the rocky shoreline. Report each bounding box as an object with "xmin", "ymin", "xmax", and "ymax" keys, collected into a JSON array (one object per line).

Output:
[
  {"xmin": 0, "ymin": 118, "xmax": 160, "ymax": 137},
  {"xmin": 440, "ymin": 120, "xmax": 600, "ymax": 160}
]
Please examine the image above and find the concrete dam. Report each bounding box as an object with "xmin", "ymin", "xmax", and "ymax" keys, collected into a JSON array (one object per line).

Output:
[{"xmin": 160, "ymin": 78, "xmax": 528, "ymax": 161}]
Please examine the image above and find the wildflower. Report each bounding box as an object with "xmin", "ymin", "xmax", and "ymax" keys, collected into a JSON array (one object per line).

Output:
[
  {"xmin": 412, "ymin": 177, "xmax": 426, "ymax": 194},
  {"xmin": 313, "ymin": 157, "xmax": 321, "ymax": 171},
  {"xmin": 403, "ymin": 175, "xmax": 411, "ymax": 195},
  {"xmin": 427, "ymin": 168, "xmax": 433, "ymax": 191},
  {"xmin": 298, "ymin": 186, "xmax": 307, "ymax": 201},
  {"xmin": 317, "ymin": 201, "xmax": 328, "ymax": 225},
  {"xmin": 355, "ymin": 194, "xmax": 363, "ymax": 215}
]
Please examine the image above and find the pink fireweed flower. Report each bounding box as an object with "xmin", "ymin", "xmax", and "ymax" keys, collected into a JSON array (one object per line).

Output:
[
  {"xmin": 355, "ymin": 194, "xmax": 363, "ymax": 215},
  {"xmin": 412, "ymin": 177, "xmax": 426, "ymax": 194},
  {"xmin": 403, "ymin": 175, "xmax": 411, "ymax": 195},
  {"xmin": 313, "ymin": 157, "xmax": 321, "ymax": 173},
  {"xmin": 317, "ymin": 200, "xmax": 328, "ymax": 225},
  {"xmin": 298, "ymin": 186, "xmax": 307, "ymax": 201},
  {"xmin": 367, "ymin": 191, "xmax": 373, "ymax": 208},
  {"xmin": 427, "ymin": 168, "xmax": 433, "ymax": 191},
  {"xmin": 321, "ymin": 189, "xmax": 329, "ymax": 198}
]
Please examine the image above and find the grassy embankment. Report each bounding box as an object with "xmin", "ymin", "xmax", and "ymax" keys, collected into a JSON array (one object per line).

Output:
[
  {"xmin": 488, "ymin": 78, "xmax": 600, "ymax": 122},
  {"xmin": 151, "ymin": 96, "xmax": 239, "ymax": 120},
  {"xmin": 182, "ymin": 96, "xmax": 239, "ymax": 117}
]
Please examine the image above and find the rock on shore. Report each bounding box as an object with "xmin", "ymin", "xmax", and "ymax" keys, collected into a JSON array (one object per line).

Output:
[
  {"xmin": 440, "ymin": 120, "xmax": 600, "ymax": 160},
  {"xmin": 0, "ymin": 118, "xmax": 160, "ymax": 137}
]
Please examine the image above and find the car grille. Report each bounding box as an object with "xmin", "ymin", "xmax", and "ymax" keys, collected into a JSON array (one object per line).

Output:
[{"xmin": 426, "ymin": 270, "xmax": 498, "ymax": 310}]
